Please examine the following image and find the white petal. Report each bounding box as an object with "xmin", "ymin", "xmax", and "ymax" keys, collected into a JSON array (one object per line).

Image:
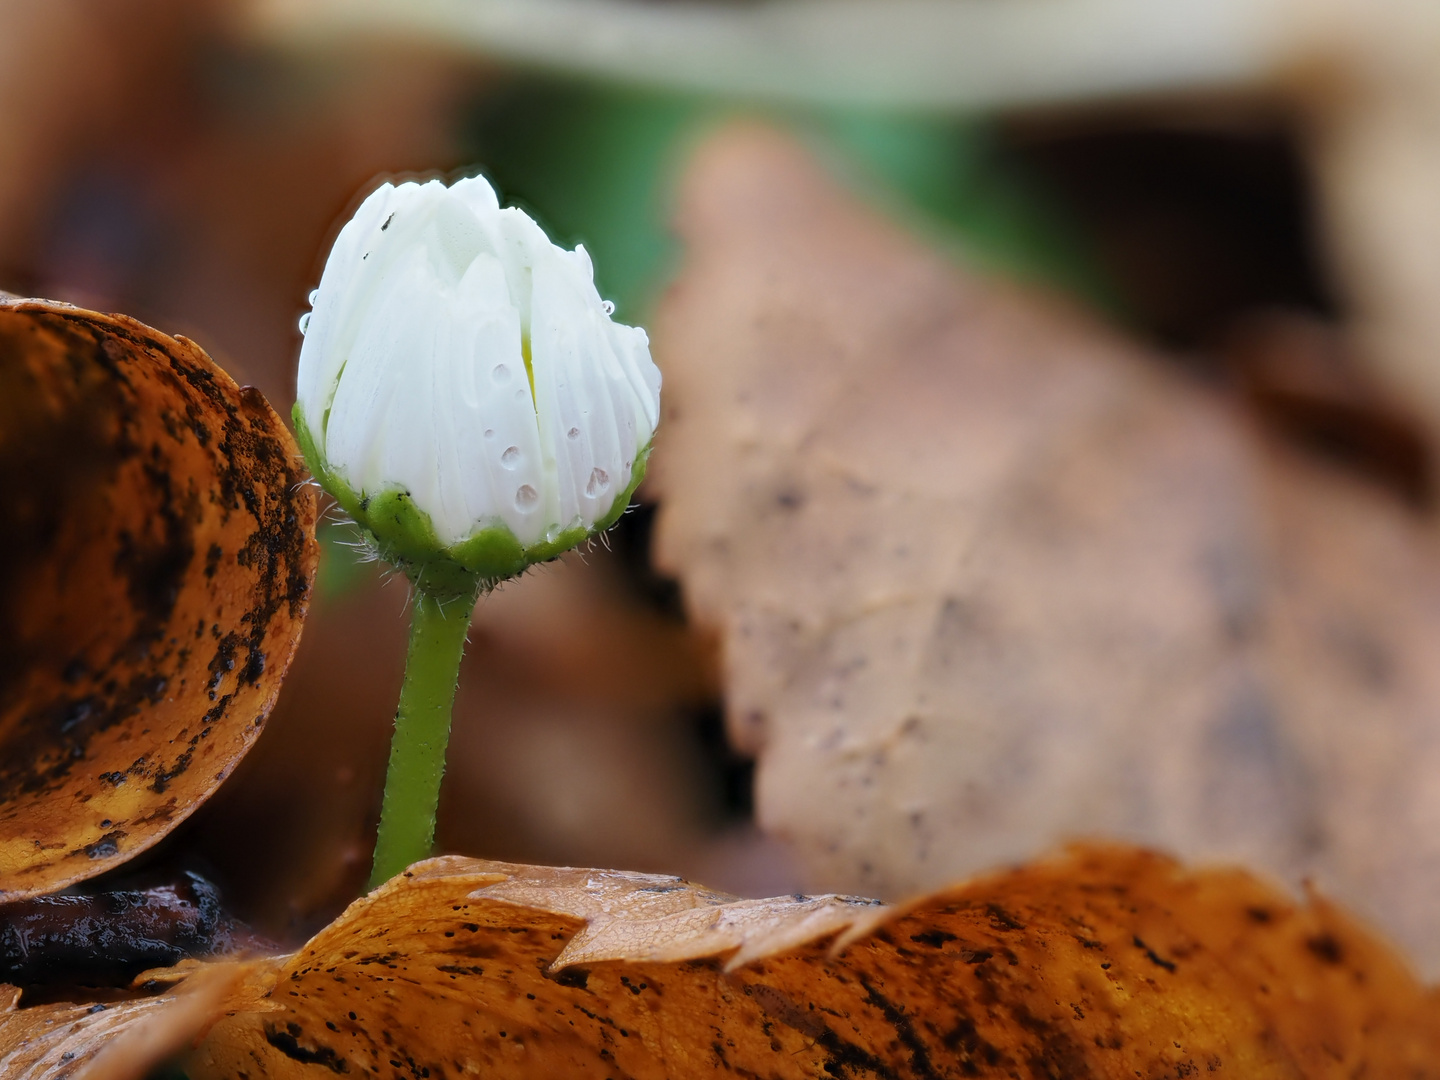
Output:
[
  {"xmin": 300, "ymin": 182, "xmax": 441, "ymax": 440},
  {"xmin": 296, "ymin": 182, "xmax": 395, "ymax": 437},
  {"xmin": 448, "ymin": 173, "xmax": 501, "ymax": 217},
  {"xmin": 423, "ymin": 185, "xmax": 487, "ymax": 285},
  {"xmin": 453, "ymin": 252, "xmax": 545, "ymax": 544},
  {"xmin": 532, "ymin": 256, "xmax": 639, "ymax": 529},
  {"xmin": 324, "ymin": 244, "xmax": 440, "ymax": 500},
  {"xmin": 298, "ymin": 172, "xmax": 662, "ymax": 558}
]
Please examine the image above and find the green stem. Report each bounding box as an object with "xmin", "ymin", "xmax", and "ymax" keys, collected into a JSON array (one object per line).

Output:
[{"xmin": 369, "ymin": 589, "xmax": 475, "ymax": 888}]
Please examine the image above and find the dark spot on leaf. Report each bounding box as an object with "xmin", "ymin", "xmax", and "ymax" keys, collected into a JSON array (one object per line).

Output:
[
  {"xmin": 1306, "ymin": 933, "xmax": 1344, "ymax": 965},
  {"xmin": 1133, "ymin": 935, "xmax": 1177, "ymax": 972},
  {"xmin": 264, "ymin": 1023, "xmax": 350, "ymax": 1073},
  {"xmin": 986, "ymin": 904, "xmax": 1025, "ymax": 932},
  {"xmin": 551, "ymin": 966, "xmax": 590, "ymax": 990},
  {"xmin": 83, "ymin": 830, "xmax": 124, "ymax": 858}
]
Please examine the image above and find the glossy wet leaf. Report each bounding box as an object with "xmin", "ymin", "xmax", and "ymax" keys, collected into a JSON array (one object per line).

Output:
[
  {"xmin": 648, "ymin": 124, "xmax": 1440, "ymax": 975},
  {"xmin": 6, "ymin": 846, "xmax": 1435, "ymax": 1079},
  {"xmin": 0, "ymin": 874, "xmax": 252, "ymax": 988},
  {"xmin": 0, "ymin": 298, "xmax": 318, "ymax": 898}
]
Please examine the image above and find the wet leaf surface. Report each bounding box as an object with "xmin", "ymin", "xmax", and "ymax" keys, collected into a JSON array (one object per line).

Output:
[
  {"xmin": 648, "ymin": 124, "xmax": 1440, "ymax": 974},
  {"xmin": 0, "ymin": 873, "xmax": 270, "ymax": 990},
  {"xmin": 0, "ymin": 298, "xmax": 318, "ymax": 898},
  {"xmin": 6, "ymin": 845, "xmax": 1429, "ymax": 1079}
]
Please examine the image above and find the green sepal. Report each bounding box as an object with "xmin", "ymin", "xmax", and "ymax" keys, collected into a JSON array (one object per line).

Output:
[
  {"xmin": 449, "ymin": 527, "xmax": 527, "ymax": 581},
  {"xmin": 292, "ymin": 405, "xmax": 653, "ymax": 601},
  {"xmin": 519, "ymin": 524, "xmax": 590, "ymax": 567}
]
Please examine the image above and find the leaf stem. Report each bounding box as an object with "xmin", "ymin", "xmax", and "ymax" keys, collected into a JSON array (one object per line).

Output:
[{"xmin": 369, "ymin": 589, "xmax": 475, "ymax": 888}]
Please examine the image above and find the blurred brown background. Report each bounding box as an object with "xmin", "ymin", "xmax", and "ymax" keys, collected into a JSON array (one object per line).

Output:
[{"xmin": 7, "ymin": 0, "xmax": 1440, "ymax": 974}]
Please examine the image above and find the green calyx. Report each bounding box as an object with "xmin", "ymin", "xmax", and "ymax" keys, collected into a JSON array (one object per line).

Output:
[{"xmin": 293, "ymin": 406, "xmax": 650, "ymax": 601}]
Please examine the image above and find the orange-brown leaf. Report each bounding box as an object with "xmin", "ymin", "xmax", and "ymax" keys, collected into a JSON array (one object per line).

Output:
[
  {"xmin": 0, "ymin": 298, "xmax": 318, "ymax": 897},
  {"xmin": 0, "ymin": 960, "xmax": 273, "ymax": 1080},
  {"xmin": 174, "ymin": 846, "xmax": 1440, "ymax": 1080}
]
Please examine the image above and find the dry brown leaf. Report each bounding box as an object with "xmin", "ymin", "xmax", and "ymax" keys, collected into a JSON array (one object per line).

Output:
[
  {"xmin": 0, "ymin": 298, "xmax": 318, "ymax": 898},
  {"xmin": 145, "ymin": 845, "xmax": 1440, "ymax": 1078},
  {"xmin": 182, "ymin": 856, "xmax": 878, "ymax": 1080},
  {"xmin": 8, "ymin": 847, "xmax": 1433, "ymax": 1079},
  {"xmin": 648, "ymin": 123, "xmax": 1440, "ymax": 973},
  {"xmin": 0, "ymin": 960, "xmax": 273, "ymax": 1080}
]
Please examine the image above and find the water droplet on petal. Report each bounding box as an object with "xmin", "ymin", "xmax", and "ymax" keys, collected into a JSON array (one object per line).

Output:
[
  {"xmin": 298, "ymin": 313, "xmax": 311, "ymax": 334},
  {"xmin": 491, "ymin": 363, "xmax": 511, "ymax": 384},
  {"xmin": 585, "ymin": 468, "xmax": 611, "ymax": 498},
  {"xmin": 601, "ymin": 300, "xmax": 615, "ymax": 315},
  {"xmin": 483, "ymin": 428, "xmax": 495, "ymax": 439},
  {"xmin": 515, "ymin": 485, "xmax": 539, "ymax": 510},
  {"xmin": 567, "ymin": 427, "xmax": 581, "ymax": 440},
  {"xmin": 500, "ymin": 446, "xmax": 521, "ymax": 468},
  {"xmin": 308, "ymin": 288, "xmax": 320, "ymax": 304},
  {"xmin": 545, "ymin": 515, "xmax": 582, "ymax": 543},
  {"xmin": 515, "ymin": 388, "xmax": 528, "ymax": 401}
]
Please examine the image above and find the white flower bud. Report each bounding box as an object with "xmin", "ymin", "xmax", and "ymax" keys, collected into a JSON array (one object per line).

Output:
[{"xmin": 293, "ymin": 175, "xmax": 661, "ymax": 594}]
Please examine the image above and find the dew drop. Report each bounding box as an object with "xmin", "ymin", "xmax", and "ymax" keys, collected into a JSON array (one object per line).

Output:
[
  {"xmin": 515, "ymin": 484, "xmax": 539, "ymax": 510},
  {"xmin": 601, "ymin": 300, "xmax": 615, "ymax": 315},
  {"xmin": 483, "ymin": 428, "xmax": 495, "ymax": 439},
  {"xmin": 308, "ymin": 288, "xmax": 320, "ymax": 304},
  {"xmin": 500, "ymin": 446, "xmax": 521, "ymax": 468},
  {"xmin": 515, "ymin": 388, "xmax": 528, "ymax": 402},
  {"xmin": 297, "ymin": 313, "xmax": 311, "ymax": 334},
  {"xmin": 585, "ymin": 468, "xmax": 611, "ymax": 498},
  {"xmin": 491, "ymin": 363, "xmax": 511, "ymax": 384},
  {"xmin": 567, "ymin": 427, "xmax": 581, "ymax": 440}
]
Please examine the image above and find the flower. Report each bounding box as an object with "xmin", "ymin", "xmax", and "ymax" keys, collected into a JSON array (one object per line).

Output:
[{"xmin": 293, "ymin": 175, "xmax": 661, "ymax": 596}]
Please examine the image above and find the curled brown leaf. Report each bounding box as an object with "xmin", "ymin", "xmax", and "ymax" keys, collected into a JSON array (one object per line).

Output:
[{"xmin": 0, "ymin": 298, "xmax": 318, "ymax": 898}]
